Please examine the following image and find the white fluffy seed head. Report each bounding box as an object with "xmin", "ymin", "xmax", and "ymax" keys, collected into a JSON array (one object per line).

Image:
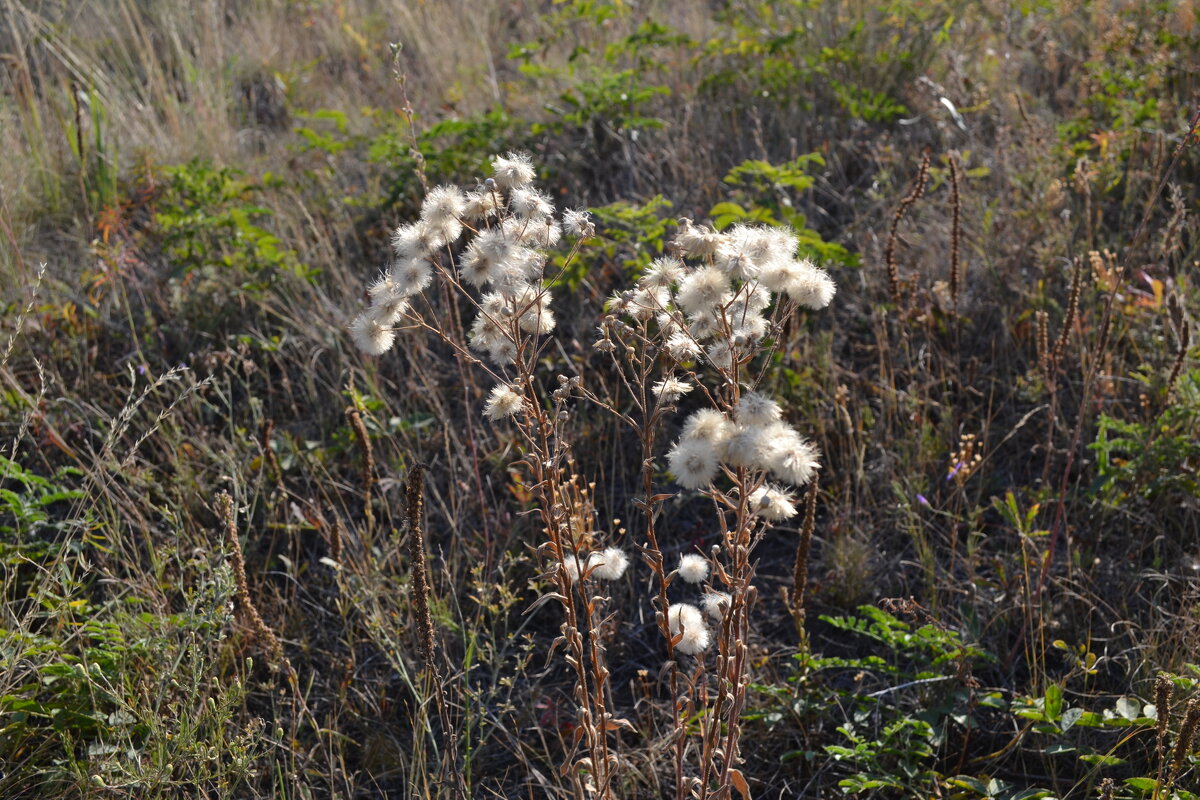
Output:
[
  {"xmin": 714, "ymin": 226, "xmax": 764, "ymax": 281},
  {"xmin": 628, "ymin": 286, "xmax": 669, "ymax": 321},
  {"xmin": 391, "ymin": 255, "xmax": 434, "ymax": 297},
  {"xmin": 733, "ymin": 315, "xmax": 769, "ymax": 344},
  {"xmin": 513, "ymin": 218, "xmax": 561, "ymax": 248},
  {"xmin": 559, "ymin": 553, "xmax": 582, "ymax": 583},
  {"xmin": 677, "ymin": 266, "xmax": 731, "ymax": 316},
  {"xmin": 665, "ymin": 332, "xmax": 702, "ymax": 362},
  {"xmin": 716, "ymin": 224, "xmax": 797, "ymax": 281},
  {"xmin": 759, "ymin": 259, "xmax": 798, "ymax": 293},
  {"xmin": 749, "ymin": 484, "xmax": 798, "ymax": 521},
  {"xmin": 667, "ymin": 437, "xmax": 720, "ymax": 490},
  {"xmin": 641, "ymin": 256, "xmax": 685, "ymax": 289},
  {"xmin": 587, "ymin": 547, "xmax": 629, "ymax": 580},
  {"xmin": 563, "ymin": 208, "xmax": 594, "ymax": 237},
  {"xmin": 491, "ymin": 151, "xmax": 536, "ymax": 190},
  {"xmin": 656, "ymin": 312, "xmax": 682, "ymax": 338},
  {"xmin": 688, "ymin": 310, "xmax": 722, "ymax": 341},
  {"xmin": 701, "ymin": 591, "xmax": 731, "ymax": 623},
  {"xmin": 370, "ymin": 293, "xmax": 408, "ymax": 325},
  {"xmin": 674, "ymin": 218, "xmax": 727, "ymax": 258},
  {"xmin": 721, "ymin": 424, "xmax": 769, "ymax": 469},
  {"xmin": 677, "ymin": 553, "xmax": 709, "ymax": 584},
  {"xmin": 785, "ymin": 260, "xmax": 837, "ymax": 309},
  {"xmin": 508, "ymin": 187, "xmax": 554, "ymax": 219},
  {"xmin": 765, "ymin": 434, "xmax": 821, "ymax": 487},
  {"xmin": 484, "ymin": 384, "xmax": 524, "ymax": 420},
  {"xmin": 667, "ymin": 603, "xmax": 711, "ymax": 654},
  {"xmin": 486, "ymin": 337, "xmax": 518, "ymax": 366},
  {"xmin": 391, "ymin": 221, "xmax": 440, "ymax": 259},
  {"xmin": 742, "ymin": 282, "xmax": 773, "ymax": 312},
  {"xmin": 681, "ymin": 409, "xmax": 732, "ymax": 445},
  {"xmin": 736, "ymin": 392, "xmax": 782, "ymax": 426},
  {"xmin": 519, "ymin": 304, "xmax": 555, "ymax": 335},
  {"xmin": 367, "ymin": 270, "xmax": 398, "ymax": 303},
  {"xmin": 468, "ymin": 315, "xmax": 501, "ymax": 353},
  {"xmin": 367, "ymin": 272, "xmax": 410, "ymax": 322},
  {"xmin": 705, "ymin": 340, "xmax": 735, "ymax": 370},
  {"xmin": 605, "ymin": 291, "xmax": 629, "ymax": 315},
  {"xmin": 652, "ymin": 377, "xmax": 693, "ymax": 402},
  {"xmin": 349, "ymin": 310, "xmax": 396, "ymax": 355},
  {"xmin": 512, "ymin": 286, "xmax": 555, "ymax": 335},
  {"xmin": 421, "ymin": 185, "xmax": 466, "ymax": 226},
  {"xmin": 462, "ymin": 189, "xmax": 500, "ymax": 221}
]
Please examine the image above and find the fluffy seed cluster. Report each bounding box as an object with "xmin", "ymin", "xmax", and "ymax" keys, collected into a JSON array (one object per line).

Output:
[
  {"xmin": 594, "ymin": 216, "xmax": 830, "ymax": 497},
  {"xmin": 601, "ymin": 217, "xmax": 834, "ymax": 368},
  {"xmin": 351, "ymin": 153, "xmax": 590, "ymax": 368},
  {"xmin": 483, "ymin": 385, "xmax": 524, "ymax": 421},
  {"xmin": 587, "ymin": 547, "xmax": 630, "ymax": 581},
  {"xmin": 701, "ymin": 591, "xmax": 730, "ymax": 623},
  {"xmin": 666, "ymin": 391, "xmax": 819, "ymax": 497},
  {"xmin": 677, "ymin": 553, "xmax": 710, "ymax": 584},
  {"xmin": 668, "ymin": 603, "xmax": 711, "ymax": 655},
  {"xmin": 561, "ymin": 547, "xmax": 630, "ymax": 582}
]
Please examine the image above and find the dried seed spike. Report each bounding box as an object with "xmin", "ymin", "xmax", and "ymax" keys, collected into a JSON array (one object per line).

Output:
[
  {"xmin": 948, "ymin": 151, "xmax": 962, "ymax": 309},
  {"xmin": 791, "ymin": 478, "xmax": 819, "ymax": 637},
  {"xmin": 1155, "ymin": 673, "xmax": 1174, "ymax": 757},
  {"xmin": 1168, "ymin": 292, "xmax": 1183, "ymax": 329},
  {"xmin": 884, "ymin": 148, "xmax": 932, "ymax": 308},
  {"xmin": 1166, "ymin": 319, "xmax": 1191, "ymax": 401},
  {"xmin": 216, "ymin": 492, "xmax": 284, "ymax": 669},
  {"xmin": 1051, "ymin": 255, "xmax": 1085, "ymax": 363},
  {"xmin": 1170, "ymin": 698, "xmax": 1199, "ymax": 783},
  {"xmin": 1035, "ymin": 310, "xmax": 1050, "ymax": 367}
]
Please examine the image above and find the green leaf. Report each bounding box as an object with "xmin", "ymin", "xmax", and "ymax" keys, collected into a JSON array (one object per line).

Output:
[
  {"xmin": 947, "ymin": 775, "xmax": 987, "ymax": 793},
  {"xmin": 1044, "ymin": 684, "xmax": 1063, "ymax": 720},
  {"xmin": 708, "ymin": 201, "xmax": 746, "ymax": 217},
  {"xmin": 1078, "ymin": 753, "xmax": 1124, "ymax": 766},
  {"xmin": 1123, "ymin": 777, "xmax": 1158, "ymax": 793}
]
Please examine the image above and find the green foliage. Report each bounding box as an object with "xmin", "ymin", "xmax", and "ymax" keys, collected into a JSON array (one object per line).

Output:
[
  {"xmin": 826, "ymin": 715, "xmax": 937, "ymax": 794},
  {"xmin": 509, "ymin": 11, "xmax": 676, "ymax": 148},
  {"xmin": 1089, "ymin": 369, "xmax": 1200, "ymax": 505},
  {"xmin": 368, "ymin": 109, "xmax": 523, "ymax": 207},
  {"xmin": 153, "ymin": 159, "xmax": 311, "ymax": 289},
  {"xmin": 817, "ymin": 604, "xmax": 989, "ymax": 672},
  {"xmin": 0, "ymin": 551, "xmax": 259, "ymax": 796},
  {"xmin": 762, "ymin": 606, "xmax": 990, "ymax": 796},
  {"xmin": 582, "ymin": 194, "xmax": 674, "ymax": 282},
  {"xmin": 700, "ymin": 0, "xmax": 959, "ymax": 124},
  {"xmin": 64, "ymin": 85, "xmax": 120, "ymax": 212},
  {"xmin": 712, "ymin": 155, "xmax": 858, "ymax": 267},
  {"xmin": 0, "ymin": 456, "xmax": 86, "ymax": 546},
  {"xmin": 529, "ymin": 69, "xmax": 670, "ymax": 138}
]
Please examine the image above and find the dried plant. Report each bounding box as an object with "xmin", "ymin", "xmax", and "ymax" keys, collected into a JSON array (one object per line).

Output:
[
  {"xmin": 884, "ymin": 149, "xmax": 931, "ymax": 308},
  {"xmin": 216, "ymin": 492, "xmax": 284, "ymax": 668},
  {"xmin": 348, "ymin": 152, "xmax": 833, "ymax": 797},
  {"xmin": 948, "ymin": 152, "xmax": 962, "ymax": 310}
]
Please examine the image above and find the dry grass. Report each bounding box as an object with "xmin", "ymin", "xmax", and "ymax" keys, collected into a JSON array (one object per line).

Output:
[{"xmin": 2, "ymin": 0, "xmax": 1199, "ymax": 797}]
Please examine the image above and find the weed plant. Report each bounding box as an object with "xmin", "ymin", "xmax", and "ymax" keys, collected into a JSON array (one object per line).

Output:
[{"xmin": 1, "ymin": 1, "xmax": 1199, "ymax": 798}]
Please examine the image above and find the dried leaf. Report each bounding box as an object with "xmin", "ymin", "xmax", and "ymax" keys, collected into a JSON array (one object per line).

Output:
[
  {"xmin": 602, "ymin": 717, "xmax": 637, "ymax": 733},
  {"xmin": 523, "ymin": 592, "xmax": 567, "ymax": 615},
  {"xmin": 729, "ymin": 768, "xmax": 751, "ymax": 800}
]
